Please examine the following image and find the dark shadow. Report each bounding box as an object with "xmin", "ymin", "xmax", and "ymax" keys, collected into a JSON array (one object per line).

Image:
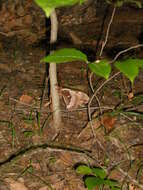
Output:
[
  {"xmin": 94, "ymin": 5, "xmax": 110, "ymax": 59},
  {"xmin": 138, "ymin": 29, "xmax": 143, "ymax": 44}
]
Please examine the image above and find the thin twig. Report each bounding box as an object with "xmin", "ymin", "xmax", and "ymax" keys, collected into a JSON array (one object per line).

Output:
[
  {"xmin": 9, "ymin": 98, "xmax": 37, "ymax": 108},
  {"xmin": 61, "ymin": 106, "xmax": 114, "ymax": 112},
  {"xmin": 89, "ymin": 72, "xmax": 103, "ymax": 114},
  {"xmin": 9, "ymin": 97, "xmax": 114, "ymax": 113},
  {"xmin": 88, "ymin": 72, "xmax": 120, "ymax": 122},
  {"xmin": 118, "ymin": 167, "xmax": 143, "ymax": 189},
  {"xmin": 87, "ymin": 72, "xmax": 120, "ymax": 146},
  {"xmin": 89, "ymin": 75, "xmax": 121, "ymax": 151},
  {"xmin": 110, "ymin": 44, "xmax": 143, "ymax": 63},
  {"xmin": 120, "ymin": 113, "xmax": 134, "ymax": 121},
  {"xmin": 99, "ymin": 6, "xmax": 116, "ymax": 57},
  {"xmin": 89, "ymin": 72, "xmax": 94, "ymax": 93},
  {"xmin": 88, "ymin": 6, "xmax": 116, "ymax": 119},
  {"xmin": 88, "ymin": 43, "xmax": 143, "ymax": 135},
  {"xmin": 29, "ymin": 173, "xmax": 53, "ymax": 190}
]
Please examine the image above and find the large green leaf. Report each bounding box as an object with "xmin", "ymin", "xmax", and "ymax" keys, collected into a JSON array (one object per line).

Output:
[
  {"xmin": 85, "ymin": 177, "xmax": 104, "ymax": 190},
  {"xmin": 88, "ymin": 60, "xmax": 111, "ymax": 79},
  {"xmin": 92, "ymin": 167, "xmax": 107, "ymax": 179},
  {"xmin": 114, "ymin": 59, "xmax": 139, "ymax": 83},
  {"xmin": 34, "ymin": 0, "xmax": 85, "ymax": 17},
  {"xmin": 42, "ymin": 48, "xmax": 88, "ymax": 63},
  {"xmin": 76, "ymin": 165, "xmax": 92, "ymax": 175}
]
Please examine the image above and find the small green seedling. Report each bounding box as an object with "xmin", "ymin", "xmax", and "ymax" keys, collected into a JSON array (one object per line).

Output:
[
  {"xmin": 43, "ymin": 48, "xmax": 143, "ymax": 84},
  {"xmin": 18, "ymin": 159, "xmax": 34, "ymax": 178},
  {"xmin": 76, "ymin": 165, "xmax": 120, "ymax": 190},
  {"xmin": 23, "ymin": 130, "xmax": 34, "ymax": 138},
  {"xmin": 0, "ymin": 120, "xmax": 16, "ymax": 148},
  {"xmin": 42, "ymin": 48, "xmax": 111, "ymax": 79},
  {"xmin": 8, "ymin": 122, "xmax": 16, "ymax": 148},
  {"xmin": 36, "ymin": 111, "xmax": 51, "ymax": 135},
  {"xmin": 23, "ymin": 111, "xmax": 34, "ymax": 124}
]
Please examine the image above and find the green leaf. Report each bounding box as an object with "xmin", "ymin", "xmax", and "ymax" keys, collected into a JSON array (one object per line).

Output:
[
  {"xmin": 104, "ymin": 179, "xmax": 119, "ymax": 187},
  {"xmin": 134, "ymin": 1, "xmax": 142, "ymax": 8},
  {"xmin": 34, "ymin": 0, "xmax": 86, "ymax": 17},
  {"xmin": 76, "ymin": 165, "xmax": 92, "ymax": 175},
  {"xmin": 88, "ymin": 60, "xmax": 111, "ymax": 79},
  {"xmin": 115, "ymin": 59, "xmax": 139, "ymax": 83},
  {"xmin": 27, "ymin": 165, "xmax": 33, "ymax": 173},
  {"xmin": 42, "ymin": 48, "xmax": 88, "ymax": 63},
  {"xmin": 106, "ymin": 0, "xmax": 142, "ymax": 8},
  {"xmin": 92, "ymin": 167, "xmax": 107, "ymax": 179},
  {"xmin": 105, "ymin": 0, "xmax": 123, "ymax": 7},
  {"xmin": 126, "ymin": 0, "xmax": 142, "ymax": 8},
  {"xmin": 23, "ymin": 131, "xmax": 33, "ymax": 137},
  {"xmin": 134, "ymin": 59, "xmax": 143, "ymax": 69},
  {"xmin": 85, "ymin": 177, "xmax": 104, "ymax": 190},
  {"xmin": 115, "ymin": 1, "xmax": 124, "ymax": 7}
]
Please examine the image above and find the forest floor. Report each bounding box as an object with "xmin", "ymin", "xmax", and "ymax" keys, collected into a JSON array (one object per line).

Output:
[{"xmin": 0, "ymin": 33, "xmax": 143, "ymax": 190}]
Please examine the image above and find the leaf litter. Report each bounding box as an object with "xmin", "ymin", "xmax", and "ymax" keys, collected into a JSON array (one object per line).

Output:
[{"xmin": 1, "ymin": 21, "xmax": 143, "ymax": 190}]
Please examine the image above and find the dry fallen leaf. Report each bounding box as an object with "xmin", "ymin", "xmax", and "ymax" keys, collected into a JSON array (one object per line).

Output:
[
  {"xmin": 129, "ymin": 183, "xmax": 138, "ymax": 190},
  {"xmin": 32, "ymin": 162, "xmax": 41, "ymax": 170},
  {"xmin": 128, "ymin": 92, "xmax": 134, "ymax": 101},
  {"xmin": 58, "ymin": 87, "xmax": 89, "ymax": 110},
  {"xmin": 50, "ymin": 178, "xmax": 64, "ymax": 190},
  {"xmin": 44, "ymin": 101, "xmax": 51, "ymax": 107},
  {"xmin": 5, "ymin": 178, "xmax": 28, "ymax": 190},
  {"xmin": 78, "ymin": 118, "xmax": 101, "ymax": 148},
  {"xmin": 101, "ymin": 115, "xmax": 117, "ymax": 133},
  {"xmin": 19, "ymin": 94, "xmax": 33, "ymax": 104},
  {"xmin": 59, "ymin": 152, "xmax": 73, "ymax": 166}
]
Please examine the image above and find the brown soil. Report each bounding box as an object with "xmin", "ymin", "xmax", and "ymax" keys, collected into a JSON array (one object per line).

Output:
[{"xmin": 0, "ymin": 1, "xmax": 143, "ymax": 190}]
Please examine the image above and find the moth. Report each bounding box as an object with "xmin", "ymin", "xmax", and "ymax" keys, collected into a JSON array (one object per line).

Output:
[{"xmin": 57, "ymin": 86, "xmax": 89, "ymax": 110}]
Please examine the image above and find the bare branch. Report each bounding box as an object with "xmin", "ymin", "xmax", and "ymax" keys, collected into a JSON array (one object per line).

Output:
[
  {"xmin": 88, "ymin": 72, "xmax": 121, "ymax": 122},
  {"xmin": 118, "ymin": 167, "xmax": 143, "ymax": 189},
  {"xmin": 111, "ymin": 44, "xmax": 143, "ymax": 63},
  {"xmin": 99, "ymin": 7, "xmax": 116, "ymax": 57}
]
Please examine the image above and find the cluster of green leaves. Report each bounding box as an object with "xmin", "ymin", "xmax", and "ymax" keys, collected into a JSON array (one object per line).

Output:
[
  {"xmin": 34, "ymin": 0, "xmax": 86, "ymax": 17},
  {"xmin": 76, "ymin": 164, "xmax": 120, "ymax": 190},
  {"xmin": 42, "ymin": 48, "xmax": 143, "ymax": 83},
  {"xmin": 106, "ymin": 0, "xmax": 142, "ymax": 8}
]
